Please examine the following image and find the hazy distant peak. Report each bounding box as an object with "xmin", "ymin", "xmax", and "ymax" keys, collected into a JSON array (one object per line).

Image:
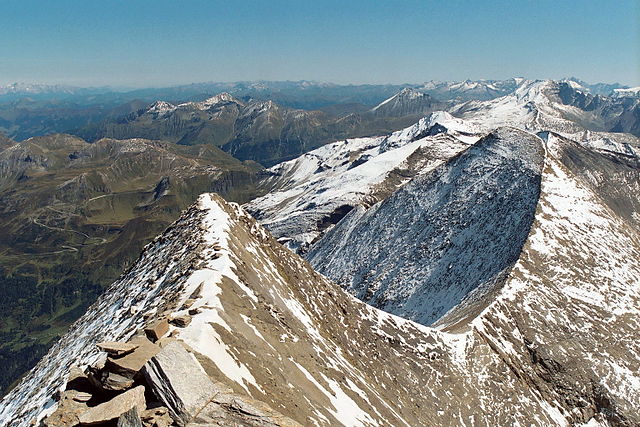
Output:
[
  {"xmin": 612, "ymin": 87, "xmax": 640, "ymax": 98},
  {"xmin": 146, "ymin": 100, "xmax": 177, "ymax": 115}
]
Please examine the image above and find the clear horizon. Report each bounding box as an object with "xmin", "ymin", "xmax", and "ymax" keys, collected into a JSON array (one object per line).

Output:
[
  {"xmin": 0, "ymin": 76, "xmax": 636, "ymax": 93},
  {"xmin": 1, "ymin": 0, "xmax": 638, "ymax": 87}
]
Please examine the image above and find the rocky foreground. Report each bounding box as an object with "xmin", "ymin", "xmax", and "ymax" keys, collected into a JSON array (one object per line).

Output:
[{"xmin": 45, "ymin": 334, "xmax": 298, "ymax": 426}]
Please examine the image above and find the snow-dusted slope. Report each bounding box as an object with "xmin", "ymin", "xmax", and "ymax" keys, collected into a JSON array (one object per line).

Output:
[
  {"xmin": 451, "ymin": 80, "xmax": 640, "ymax": 156},
  {"xmin": 307, "ymin": 127, "xmax": 544, "ymax": 327},
  {"xmin": 2, "ymin": 181, "xmax": 639, "ymax": 425},
  {"xmin": 612, "ymin": 87, "xmax": 640, "ymax": 98},
  {"xmin": 248, "ymin": 81, "xmax": 639, "ymax": 255},
  {"xmin": 419, "ymin": 78, "xmax": 523, "ymax": 101},
  {"xmin": 246, "ymin": 112, "xmax": 482, "ymax": 252},
  {"xmin": 370, "ymin": 87, "xmax": 440, "ymax": 117}
]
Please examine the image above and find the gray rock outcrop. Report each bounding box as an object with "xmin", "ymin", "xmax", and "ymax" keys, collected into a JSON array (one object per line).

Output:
[{"xmin": 78, "ymin": 385, "xmax": 145, "ymax": 425}]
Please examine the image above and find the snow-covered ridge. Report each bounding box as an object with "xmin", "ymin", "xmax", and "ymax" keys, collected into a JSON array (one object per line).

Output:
[
  {"xmin": 172, "ymin": 92, "xmax": 242, "ymax": 111},
  {"xmin": 307, "ymin": 127, "xmax": 545, "ymax": 327},
  {"xmin": 147, "ymin": 100, "xmax": 177, "ymax": 116},
  {"xmin": 248, "ymin": 80, "xmax": 639, "ymax": 254},
  {"xmin": 449, "ymin": 79, "xmax": 640, "ymax": 157},
  {"xmin": 612, "ymin": 86, "xmax": 640, "ymax": 98},
  {"xmin": 371, "ymin": 87, "xmax": 428, "ymax": 110},
  {"xmin": 246, "ymin": 111, "xmax": 482, "ymax": 252}
]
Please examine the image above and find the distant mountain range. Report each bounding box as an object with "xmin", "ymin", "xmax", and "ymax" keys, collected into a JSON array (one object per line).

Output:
[
  {"xmin": 72, "ymin": 79, "xmax": 640, "ymax": 166},
  {"xmin": 78, "ymin": 91, "xmax": 445, "ymax": 166},
  {"xmin": 1, "ymin": 78, "xmax": 634, "ymax": 143}
]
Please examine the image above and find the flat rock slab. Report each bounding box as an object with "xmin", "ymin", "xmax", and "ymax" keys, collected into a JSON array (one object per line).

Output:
[
  {"xmin": 191, "ymin": 392, "xmax": 303, "ymax": 427},
  {"xmin": 143, "ymin": 341, "xmax": 224, "ymax": 426},
  {"xmin": 43, "ymin": 390, "xmax": 90, "ymax": 427},
  {"xmin": 169, "ymin": 314, "xmax": 192, "ymax": 328},
  {"xmin": 145, "ymin": 319, "xmax": 170, "ymax": 342},
  {"xmin": 97, "ymin": 341, "xmax": 139, "ymax": 357},
  {"xmin": 78, "ymin": 385, "xmax": 146, "ymax": 425},
  {"xmin": 106, "ymin": 336, "xmax": 160, "ymax": 378},
  {"xmin": 103, "ymin": 371, "xmax": 135, "ymax": 391}
]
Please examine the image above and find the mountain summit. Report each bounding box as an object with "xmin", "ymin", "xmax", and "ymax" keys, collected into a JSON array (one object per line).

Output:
[
  {"xmin": 371, "ymin": 87, "xmax": 440, "ymax": 117},
  {"xmin": 0, "ymin": 79, "xmax": 639, "ymax": 426}
]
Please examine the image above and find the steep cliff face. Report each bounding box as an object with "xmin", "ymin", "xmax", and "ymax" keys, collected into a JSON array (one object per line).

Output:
[
  {"xmin": 1, "ymin": 184, "xmax": 638, "ymax": 426},
  {"xmin": 307, "ymin": 127, "xmax": 544, "ymax": 327}
]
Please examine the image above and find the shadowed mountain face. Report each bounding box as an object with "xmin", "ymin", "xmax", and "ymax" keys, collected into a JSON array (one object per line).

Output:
[
  {"xmin": 0, "ymin": 134, "xmax": 261, "ymax": 395},
  {"xmin": 307, "ymin": 128, "xmax": 544, "ymax": 327}
]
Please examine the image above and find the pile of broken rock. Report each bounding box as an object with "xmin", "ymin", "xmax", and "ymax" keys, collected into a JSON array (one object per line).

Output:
[
  {"xmin": 43, "ymin": 318, "xmax": 175, "ymax": 427},
  {"xmin": 42, "ymin": 315, "xmax": 300, "ymax": 427}
]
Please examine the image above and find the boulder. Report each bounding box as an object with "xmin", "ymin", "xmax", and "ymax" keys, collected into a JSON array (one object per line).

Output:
[
  {"xmin": 117, "ymin": 407, "xmax": 144, "ymax": 427},
  {"xmin": 168, "ymin": 314, "xmax": 192, "ymax": 328},
  {"xmin": 78, "ymin": 385, "xmax": 146, "ymax": 425},
  {"xmin": 67, "ymin": 365, "xmax": 86, "ymax": 383},
  {"xmin": 43, "ymin": 390, "xmax": 89, "ymax": 427},
  {"xmin": 106, "ymin": 336, "xmax": 160, "ymax": 378},
  {"xmin": 66, "ymin": 366, "xmax": 92, "ymax": 394},
  {"xmin": 143, "ymin": 342, "xmax": 226, "ymax": 426},
  {"xmin": 180, "ymin": 299, "xmax": 196, "ymax": 311},
  {"xmin": 145, "ymin": 319, "xmax": 170, "ymax": 342},
  {"xmin": 97, "ymin": 341, "xmax": 139, "ymax": 357},
  {"xmin": 103, "ymin": 371, "xmax": 135, "ymax": 391},
  {"xmin": 141, "ymin": 406, "xmax": 173, "ymax": 427}
]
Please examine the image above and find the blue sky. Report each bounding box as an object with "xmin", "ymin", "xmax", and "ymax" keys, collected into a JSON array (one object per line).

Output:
[{"xmin": 0, "ymin": 0, "xmax": 638, "ymax": 87}]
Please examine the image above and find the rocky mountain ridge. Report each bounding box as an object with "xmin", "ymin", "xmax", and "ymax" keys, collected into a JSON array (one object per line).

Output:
[
  {"xmin": 0, "ymin": 78, "xmax": 639, "ymax": 426},
  {"xmin": 79, "ymin": 91, "xmax": 441, "ymax": 167},
  {"xmin": 248, "ymin": 81, "xmax": 639, "ymax": 328},
  {"xmin": 1, "ymin": 185, "xmax": 638, "ymax": 425},
  {"xmin": 0, "ymin": 133, "xmax": 261, "ymax": 396}
]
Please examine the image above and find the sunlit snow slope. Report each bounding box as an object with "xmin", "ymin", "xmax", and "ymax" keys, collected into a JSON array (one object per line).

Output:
[
  {"xmin": 246, "ymin": 111, "xmax": 481, "ymax": 252},
  {"xmin": 249, "ymin": 79, "xmax": 640, "ymax": 332}
]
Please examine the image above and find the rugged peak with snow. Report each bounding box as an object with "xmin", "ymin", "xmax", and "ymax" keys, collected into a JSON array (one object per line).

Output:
[
  {"xmin": 146, "ymin": 100, "xmax": 177, "ymax": 117},
  {"xmin": 450, "ymin": 79, "xmax": 640, "ymax": 154},
  {"xmin": 1, "ymin": 77, "xmax": 639, "ymax": 426},
  {"xmin": 612, "ymin": 86, "xmax": 640, "ymax": 98},
  {"xmin": 187, "ymin": 92, "xmax": 244, "ymax": 110},
  {"xmin": 370, "ymin": 87, "xmax": 440, "ymax": 117}
]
